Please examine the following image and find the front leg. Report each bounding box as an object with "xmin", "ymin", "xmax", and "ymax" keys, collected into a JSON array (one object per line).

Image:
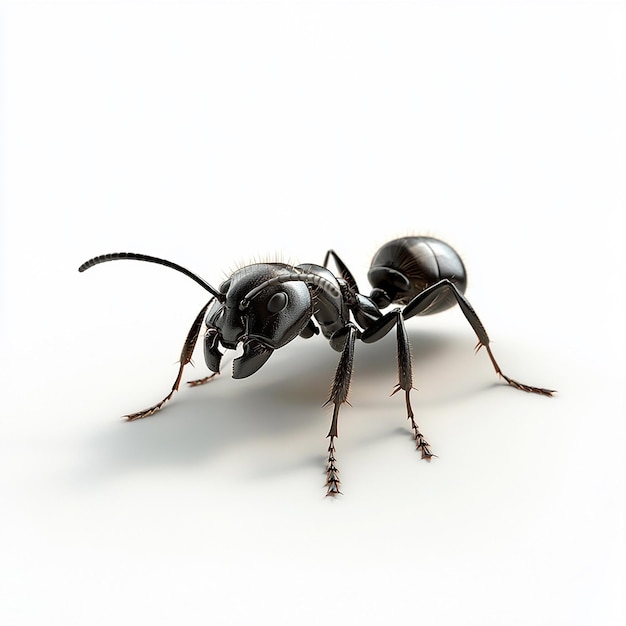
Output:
[
  {"xmin": 323, "ymin": 324, "xmax": 357, "ymax": 496},
  {"xmin": 126, "ymin": 300, "xmax": 213, "ymax": 420}
]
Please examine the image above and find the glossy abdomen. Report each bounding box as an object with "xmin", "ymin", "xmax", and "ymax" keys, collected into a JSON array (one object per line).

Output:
[{"xmin": 368, "ymin": 236, "xmax": 467, "ymax": 314}]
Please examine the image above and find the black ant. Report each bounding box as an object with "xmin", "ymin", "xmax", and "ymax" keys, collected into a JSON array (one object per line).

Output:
[{"xmin": 79, "ymin": 236, "xmax": 554, "ymax": 495}]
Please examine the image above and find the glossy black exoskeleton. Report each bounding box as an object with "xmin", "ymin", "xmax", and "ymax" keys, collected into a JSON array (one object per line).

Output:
[{"xmin": 79, "ymin": 236, "xmax": 554, "ymax": 495}]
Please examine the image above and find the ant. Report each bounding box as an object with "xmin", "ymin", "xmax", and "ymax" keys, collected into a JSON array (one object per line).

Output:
[{"xmin": 79, "ymin": 236, "xmax": 554, "ymax": 495}]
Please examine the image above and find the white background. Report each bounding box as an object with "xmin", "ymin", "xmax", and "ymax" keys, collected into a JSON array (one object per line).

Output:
[{"xmin": 1, "ymin": 2, "xmax": 624, "ymax": 625}]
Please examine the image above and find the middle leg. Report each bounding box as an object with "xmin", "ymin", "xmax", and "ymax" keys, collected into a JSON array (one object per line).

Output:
[
  {"xmin": 361, "ymin": 309, "xmax": 435, "ymax": 459},
  {"xmin": 392, "ymin": 311, "xmax": 435, "ymax": 459}
]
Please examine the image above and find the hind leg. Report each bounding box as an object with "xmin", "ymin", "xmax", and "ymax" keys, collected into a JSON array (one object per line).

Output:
[{"xmin": 403, "ymin": 280, "xmax": 555, "ymax": 396}]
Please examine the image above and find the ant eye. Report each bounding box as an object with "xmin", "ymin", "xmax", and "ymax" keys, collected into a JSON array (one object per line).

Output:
[{"xmin": 267, "ymin": 291, "xmax": 288, "ymax": 313}]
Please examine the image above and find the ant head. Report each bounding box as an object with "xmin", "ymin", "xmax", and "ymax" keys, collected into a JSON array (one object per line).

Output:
[{"xmin": 205, "ymin": 264, "xmax": 314, "ymax": 378}]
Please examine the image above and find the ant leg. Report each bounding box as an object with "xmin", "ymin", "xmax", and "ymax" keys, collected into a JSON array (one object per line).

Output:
[
  {"xmin": 393, "ymin": 312, "xmax": 435, "ymax": 459},
  {"xmin": 323, "ymin": 249, "xmax": 359, "ymax": 292},
  {"xmin": 403, "ymin": 280, "xmax": 555, "ymax": 396},
  {"xmin": 323, "ymin": 325, "xmax": 357, "ymax": 496},
  {"xmin": 125, "ymin": 300, "xmax": 213, "ymax": 421},
  {"xmin": 187, "ymin": 372, "xmax": 219, "ymax": 387},
  {"xmin": 362, "ymin": 310, "xmax": 435, "ymax": 459}
]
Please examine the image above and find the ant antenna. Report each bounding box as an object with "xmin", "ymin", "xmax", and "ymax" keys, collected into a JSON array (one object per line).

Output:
[{"xmin": 78, "ymin": 252, "xmax": 223, "ymax": 300}]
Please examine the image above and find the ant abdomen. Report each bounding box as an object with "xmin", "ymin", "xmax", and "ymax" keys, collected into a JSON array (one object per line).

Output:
[{"xmin": 367, "ymin": 236, "xmax": 468, "ymax": 314}]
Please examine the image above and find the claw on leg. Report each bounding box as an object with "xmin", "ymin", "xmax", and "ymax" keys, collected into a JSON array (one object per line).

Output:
[
  {"xmin": 125, "ymin": 391, "xmax": 176, "ymax": 421},
  {"xmin": 323, "ymin": 325, "xmax": 356, "ymax": 496},
  {"xmin": 401, "ymin": 388, "xmax": 436, "ymax": 460},
  {"xmin": 187, "ymin": 372, "xmax": 220, "ymax": 387},
  {"xmin": 325, "ymin": 436, "xmax": 342, "ymax": 496},
  {"xmin": 410, "ymin": 418, "xmax": 436, "ymax": 460}
]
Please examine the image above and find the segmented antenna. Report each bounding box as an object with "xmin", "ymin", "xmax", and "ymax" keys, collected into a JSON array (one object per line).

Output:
[{"xmin": 78, "ymin": 252, "xmax": 222, "ymax": 300}]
